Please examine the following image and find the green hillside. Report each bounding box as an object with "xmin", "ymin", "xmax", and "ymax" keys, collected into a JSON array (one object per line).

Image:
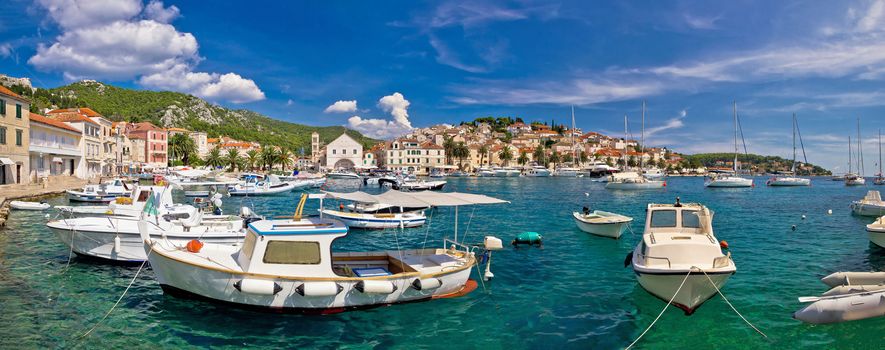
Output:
[
  {"xmin": 682, "ymin": 153, "xmax": 831, "ymax": 175},
  {"xmin": 4, "ymin": 80, "xmax": 377, "ymax": 154}
]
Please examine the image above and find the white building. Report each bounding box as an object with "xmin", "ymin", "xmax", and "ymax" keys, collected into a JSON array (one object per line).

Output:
[
  {"xmin": 323, "ymin": 133, "xmax": 363, "ymax": 170},
  {"xmin": 29, "ymin": 113, "xmax": 82, "ymax": 179},
  {"xmin": 382, "ymin": 139, "xmax": 445, "ymax": 175}
]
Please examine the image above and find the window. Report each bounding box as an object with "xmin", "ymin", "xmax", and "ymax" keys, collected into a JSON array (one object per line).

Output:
[
  {"xmin": 0, "ymin": 99, "xmax": 5, "ymax": 115},
  {"xmin": 15, "ymin": 129, "xmax": 22, "ymax": 146},
  {"xmin": 241, "ymin": 232, "xmax": 257, "ymax": 260},
  {"xmin": 263, "ymin": 241, "xmax": 321, "ymax": 264},
  {"xmin": 15, "ymin": 104, "xmax": 22, "ymax": 118},
  {"xmin": 649, "ymin": 210, "xmax": 677, "ymax": 228},
  {"xmin": 681, "ymin": 210, "xmax": 701, "ymax": 228},
  {"xmin": 342, "ymin": 149, "xmax": 346, "ymax": 154},
  {"xmin": 0, "ymin": 127, "xmax": 5, "ymax": 144},
  {"xmin": 353, "ymin": 149, "xmax": 356, "ymax": 154}
]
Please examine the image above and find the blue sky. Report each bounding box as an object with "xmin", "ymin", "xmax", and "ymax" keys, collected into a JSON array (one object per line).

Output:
[{"xmin": 3, "ymin": 0, "xmax": 885, "ymax": 171}]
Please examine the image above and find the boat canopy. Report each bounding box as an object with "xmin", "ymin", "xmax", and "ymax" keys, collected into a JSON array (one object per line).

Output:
[{"xmin": 322, "ymin": 190, "xmax": 508, "ymax": 207}]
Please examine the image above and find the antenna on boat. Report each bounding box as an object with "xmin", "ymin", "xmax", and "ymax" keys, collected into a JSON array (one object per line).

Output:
[{"xmin": 293, "ymin": 193, "xmax": 308, "ymax": 220}]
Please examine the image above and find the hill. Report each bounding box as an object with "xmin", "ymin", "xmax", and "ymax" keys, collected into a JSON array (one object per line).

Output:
[
  {"xmin": 3, "ymin": 80, "xmax": 377, "ymax": 153},
  {"xmin": 682, "ymin": 153, "xmax": 831, "ymax": 175}
]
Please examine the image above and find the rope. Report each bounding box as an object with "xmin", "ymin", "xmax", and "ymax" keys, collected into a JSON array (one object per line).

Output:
[
  {"xmin": 459, "ymin": 206, "xmax": 477, "ymax": 245},
  {"xmin": 700, "ymin": 269, "xmax": 767, "ymax": 338},
  {"xmin": 625, "ymin": 269, "xmax": 693, "ymax": 350},
  {"xmin": 75, "ymin": 246, "xmax": 153, "ymax": 343},
  {"xmin": 421, "ymin": 207, "xmax": 436, "ymax": 251}
]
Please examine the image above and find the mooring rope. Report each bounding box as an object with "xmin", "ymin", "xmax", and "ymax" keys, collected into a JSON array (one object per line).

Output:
[
  {"xmin": 625, "ymin": 269, "xmax": 693, "ymax": 350},
  {"xmin": 421, "ymin": 207, "xmax": 436, "ymax": 251},
  {"xmin": 700, "ymin": 269, "xmax": 767, "ymax": 338}
]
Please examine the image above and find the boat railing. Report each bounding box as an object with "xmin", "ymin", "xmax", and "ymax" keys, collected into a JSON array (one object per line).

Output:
[
  {"xmin": 639, "ymin": 253, "xmax": 671, "ymax": 268},
  {"xmin": 443, "ymin": 237, "xmax": 477, "ymax": 255},
  {"xmin": 712, "ymin": 253, "xmax": 732, "ymax": 268}
]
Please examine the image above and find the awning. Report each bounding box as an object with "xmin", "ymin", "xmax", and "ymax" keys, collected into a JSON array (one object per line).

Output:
[
  {"xmin": 52, "ymin": 157, "xmax": 63, "ymax": 162},
  {"xmin": 0, "ymin": 158, "xmax": 14, "ymax": 165},
  {"xmin": 322, "ymin": 190, "xmax": 509, "ymax": 207}
]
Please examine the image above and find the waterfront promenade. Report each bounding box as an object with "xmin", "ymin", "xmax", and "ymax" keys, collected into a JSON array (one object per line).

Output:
[{"xmin": 0, "ymin": 176, "xmax": 87, "ymax": 226}]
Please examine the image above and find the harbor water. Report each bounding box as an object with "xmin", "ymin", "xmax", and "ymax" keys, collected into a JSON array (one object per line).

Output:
[{"xmin": 0, "ymin": 176, "xmax": 883, "ymax": 349}]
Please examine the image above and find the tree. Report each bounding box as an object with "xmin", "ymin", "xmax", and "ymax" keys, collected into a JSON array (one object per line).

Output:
[
  {"xmin": 245, "ymin": 149, "xmax": 260, "ymax": 171},
  {"xmin": 562, "ymin": 153, "xmax": 574, "ymax": 164},
  {"xmin": 518, "ymin": 150, "xmax": 529, "ymax": 166},
  {"xmin": 498, "ymin": 146, "xmax": 513, "ymax": 166},
  {"xmin": 533, "ymin": 145, "xmax": 546, "ymax": 165},
  {"xmin": 225, "ymin": 149, "xmax": 242, "ymax": 171},
  {"xmin": 605, "ymin": 157, "xmax": 614, "ymax": 167},
  {"xmin": 168, "ymin": 133, "xmax": 197, "ymax": 165},
  {"xmin": 260, "ymin": 146, "xmax": 278, "ymax": 171},
  {"xmin": 549, "ymin": 151, "xmax": 561, "ymax": 168},
  {"xmin": 204, "ymin": 148, "xmax": 223, "ymax": 169},
  {"xmin": 479, "ymin": 145, "xmax": 489, "ymax": 166},
  {"xmin": 443, "ymin": 136, "xmax": 455, "ymax": 165},
  {"xmin": 453, "ymin": 142, "xmax": 469, "ymax": 170},
  {"xmin": 277, "ymin": 148, "xmax": 294, "ymax": 171},
  {"xmin": 628, "ymin": 155, "xmax": 637, "ymax": 168},
  {"xmin": 579, "ymin": 150, "xmax": 588, "ymax": 165}
]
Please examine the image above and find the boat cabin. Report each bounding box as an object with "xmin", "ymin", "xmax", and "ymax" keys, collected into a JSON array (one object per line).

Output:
[{"xmin": 639, "ymin": 202, "xmax": 730, "ymax": 269}]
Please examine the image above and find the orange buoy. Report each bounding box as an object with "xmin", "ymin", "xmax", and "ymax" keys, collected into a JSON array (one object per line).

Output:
[
  {"xmin": 719, "ymin": 240, "xmax": 729, "ymax": 249},
  {"xmin": 339, "ymin": 203, "xmax": 345, "ymax": 210},
  {"xmin": 662, "ymin": 182, "xmax": 667, "ymax": 187},
  {"xmin": 186, "ymin": 239, "xmax": 204, "ymax": 253}
]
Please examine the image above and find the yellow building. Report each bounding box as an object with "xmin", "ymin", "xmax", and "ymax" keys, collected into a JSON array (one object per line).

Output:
[{"xmin": 0, "ymin": 86, "xmax": 30, "ymax": 185}]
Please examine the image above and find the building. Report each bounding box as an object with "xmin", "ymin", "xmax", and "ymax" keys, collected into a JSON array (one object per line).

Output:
[
  {"xmin": 47, "ymin": 108, "xmax": 103, "ymax": 178},
  {"xmin": 323, "ymin": 133, "xmax": 363, "ymax": 170},
  {"xmin": 29, "ymin": 113, "xmax": 82, "ymax": 179},
  {"xmin": 125, "ymin": 122, "xmax": 167, "ymax": 168},
  {"xmin": 0, "ymin": 86, "xmax": 30, "ymax": 184},
  {"xmin": 381, "ymin": 139, "xmax": 445, "ymax": 174},
  {"xmin": 310, "ymin": 132, "xmax": 321, "ymax": 163},
  {"xmin": 191, "ymin": 131, "xmax": 209, "ymax": 158}
]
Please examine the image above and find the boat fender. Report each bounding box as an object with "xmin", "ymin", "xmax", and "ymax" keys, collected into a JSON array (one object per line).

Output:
[
  {"xmin": 511, "ymin": 232, "xmax": 542, "ymax": 247},
  {"xmin": 791, "ymin": 225, "xmax": 797, "ymax": 231},
  {"xmin": 827, "ymin": 209, "xmax": 833, "ymax": 215},
  {"xmin": 296, "ymin": 282, "xmax": 343, "ymax": 297},
  {"xmin": 623, "ymin": 251, "xmax": 633, "ymax": 268},
  {"xmin": 719, "ymin": 240, "xmax": 729, "ymax": 250},
  {"xmin": 113, "ymin": 235, "xmax": 121, "ymax": 254},
  {"xmin": 355, "ymin": 280, "xmax": 398, "ymax": 294},
  {"xmin": 234, "ymin": 279, "xmax": 282, "ymax": 295},
  {"xmin": 411, "ymin": 278, "xmax": 442, "ymax": 291},
  {"xmin": 186, "ymin": 239, "xmax": 203, "ymax": 253}
]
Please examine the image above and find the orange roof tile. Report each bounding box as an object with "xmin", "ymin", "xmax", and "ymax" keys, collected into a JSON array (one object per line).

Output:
[
  {"xmin": 207, "ymin": 138, "xmax": 219, "ymax": 143},
  {"xmin": 0, "ymin": 85, "xmax": 27, "ymax": 102},
  {"xmin": 47, "ymin": 107, "xmax": 102, "ymax": 117},
  {"xmin": 166, "ymin": 127, "xmax": 189, "ymax": 132},
  {"xmin": 30, "ymin": 113, "xmax": 79, "ymax": 133},
  {"xmin": 51, "ymin": 112, "xmax": 100, "ymax": 125}
]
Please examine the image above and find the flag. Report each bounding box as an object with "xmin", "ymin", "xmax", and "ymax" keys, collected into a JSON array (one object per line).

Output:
[{"xmin": 143, "ymin": 191, "xmax": 160, "ymax": 216}]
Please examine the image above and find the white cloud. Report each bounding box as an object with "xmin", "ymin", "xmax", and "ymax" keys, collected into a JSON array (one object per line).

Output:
[
  {"xmin": 29, "ymin": 0, "xmax": 264, "ymax": 104},
  {"xmin": 452, "ymin": 78, "xmax": 664, "ymax": 106},
  {"xmin": 144, "ymin": 0, "xmax": 179, "ymax": 23},
  {"xmin": 683, "ymin": 14, "xmax": 720, "ymax": 30},
  {"xmin": 645, "ymin": 110, "xmax": 687, "ymax": 137},
  {"xmin": 856, "ymin": 0, "xmax": 885, "ymax": 32},
  {"xmin": 346, "ymin": 92, "xmax": 414, "ymax": 139},
  {"xmin": 0, "ymin": 43, "xmax": 11, "ymax": 58},
  {"xmin": 324, "ymin": 100, "xmax": 358, "ymax": 113},
  {"xmin": 286, "ymin": 99, "xmax": 294, "ymax": 106}
]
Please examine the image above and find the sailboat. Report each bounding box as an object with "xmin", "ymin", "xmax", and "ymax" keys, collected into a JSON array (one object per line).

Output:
[
  {"xmin": 553, "ymin": 106, "xmax": 583, "ymax": 177},
  {"xmin": 875, "ymin": 130, "xmax": 884, "ymax": 185},
  {"xmin": 705, "ymin": 102, "xmax": 753, "ymax": 188},
  {"xmin": 767, "ymin": 113, "xmax": 811, "ymax": 186},
  {"xmin": 845, "ymin": 118, "xmax": 866, "ymax": 186},
  {"xmin": 605, "ymin": 102, "xmax": 665, "ymax": 190}
]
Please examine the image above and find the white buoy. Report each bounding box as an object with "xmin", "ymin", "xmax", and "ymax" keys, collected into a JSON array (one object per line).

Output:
[
  {"xmin": 584, "ymin": 192, "xmax": 589, "ymax": 197},
  {"xmin": 827, "ymin": 209, "xmax": 833, "ymax": 215},
  {"xmin": 801, "ymin": 215, "xmax": 806, "ymax": 220}
]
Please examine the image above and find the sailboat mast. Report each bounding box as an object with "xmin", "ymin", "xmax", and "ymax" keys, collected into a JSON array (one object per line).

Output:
[
  {"xmin": 879, "ymin": 129, "xmax": 882, "ymax": 177},
  {"xmin": 858, "ymin": 117, "xmax": 864, "ymax": 176},
  {"xmin": 623, "ymin": 114, "xmax": 628, "ymax": 170},
  {"xmin": 792, "ymin": 113, "xmax": 797, "ymax": 173},
  {"xmin": 571, "ymin": 106, "xmax": 576, "ymax": 162},
  {"xmin": 733, "ymin": 101, "xmax": 739, "ymax": 173},
  {"xmin": 641, "ymin": 101, "xmax": 645, "ymax": 171},
  {"xmin": 849, "ymin": 135, "xmax": 853, "ymax": 174}
]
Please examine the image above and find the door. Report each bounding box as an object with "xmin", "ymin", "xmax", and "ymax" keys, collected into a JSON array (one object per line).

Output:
[
  {"xmin": 16, "ymin": 164, "xmax": 21, "ymax": 184},
  {"xmin": 0, "ymin": 165, "xmax": 6, "ymax": 185}
]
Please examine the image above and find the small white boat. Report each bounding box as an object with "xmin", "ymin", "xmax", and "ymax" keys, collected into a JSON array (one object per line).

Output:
[
  {"xmin": 449, "ymin": 171, "xmax": 470, "ymax": 177},
  {"xmin": 794, "ymin": 290, "xmax": 885, "ymax": 324},
  {"xmin": 399, "ymin": 180, "xmax": 446, "ymax": 191},
  {"xmin": 821, "ymin": 271, "xmax": 885, "ymax": 288},
  {"xmin": 9, "ymin": 201, "xmax": 50, "ymax": 210},
  {"xmin": 572, "ymin": 210, "xmax": 632, "ymax": 239},
  {"xmin": 845, "ymin": 119, "xmax": 867, "ymax": 186},
  {"xmin": 766, "ymin": 174, "xmax": 810, "ymax": 186},
  {"xmin": 643, "ymin": 168, "xmax": 667, "ymax": 180},
  {"xmin": 476, "ymin": 168, "xmax": 495, "ymax": 177},
  {"xmin": 524, "ymin": 166, "xmax": 551, "ymax": 177},
  {"xmin": 139, "ymin": 192, "xmax": 507, "ymax": 313},
  {"xmin": 629, "ymin": 199, "xmax": 735, "ymax": 314},
  {"xmin": 494, "ymin": 167, "xmax": 521, "ymax": 177},
  {"xmin": 56, "ymin": 186, "xmax": 174, "ymax": 218},
  {"xmin": 320, "ymin": 209, "xmax": 426, "ymax": 229},
  {"xmin": 865, "ymin": 216, "xmax": 885, "ymax": 248},
  {"xmin": 605, "ymin": 172, "xmax": 666, "ymax": 190},
  {"xmin": 704, "ymin": 172, "xmax": 754, "ymax": 188},
  {"xmin": 228, "ymin": 175, "xmax": 295, "ymax": 196},
  {"xmin": 66, "ymin": 182, "xmax": 130, "ymax": 203},
  {"xmin": 327, "ymin": 171, "xmax": 361, "ymax": 180},
  {"xmin": 552, "ymin": 167, "xmax": 582, "ymax": 177},
  {"xmin": 849, "ymin": 190, "xmax": 885, "ymax": 217},
  {"xmin": 845, "ymin": 174, "xmax": 866, "ymax": 186}
]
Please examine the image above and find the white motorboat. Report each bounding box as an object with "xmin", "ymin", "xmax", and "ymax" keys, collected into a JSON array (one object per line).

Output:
[
  {"xmin": 552, "ymin": 167, "xmax": 582, "ymax": 177},
  {"xmin": 139, "ymin": 192, "xmax": 507, "ymax": 313},
  {"xmin": 628, "ymin": 199, "xmax": 735, "ymax": 314},
  {"xmin": 56, "ymin": 185, "xmax": 174, "ymax": 218},
  {"xmin": 327, "ymin": 171, "xmax": 361, "ymax": 180},
  {"xmin": 476, "ymin": 168, "xmax": 495, "ymax": 177},
  {"xmin": 47, "ymin": 202, "xmax": 252, "ymax": 262},
  {"xmin": 449, "ymin": 171, "xmax": 470, "ymax": 177},
  {"xmin": 643, "ymin": 168, "xmax": 666, "ymax": 180},
  {"xmin": 9, "ymin": 201, "xmax": 50, "ymax": 210},
  {"xmin": 767, "ymin": 114, "xmax": 811, "ymax": 187},
  {"xmin": 494, "ymin": 167, "xmax": 521, "ymax": 177},
  {"xmin": 319, "ymin": 209, "xmax": 426, "ymax": 229},
  {"xmin": 831, "ymin": 174, "xmax": 846, "ymax": 181},
  {"xmin": 794, "ymin": 271, "xmax": 885, "ymax": 324},
  {"xmin": 845, "ymin": 174, "xmax": 866, "ymax": 186},
  {"xmin": 66, "ymin": 179, "xmax": 132, "ymax": 202},
  {"xmin": 228, "ymin": 174, "xmax": 295, "ymax": 196},
  {"xmin": 865, "ymin": 216, "xmax": 885, "ymax": 248},
  {"xmin": 605, "ymin": 171, "xmax": 666, "ymax": 190},
  {"xmin": 849, "ymin": 190, "xmax": 885, "ymax": 217},
  {"xmin": 399, "ymin": 180, "xmax": 446, "ymax": 191},
  {"xmin": 572, "ymin": 209, "xmax": 632, "ymax": 239},
  {"xmin": 524, "ymin": 166, "xmax": 551, "ymax": 177},
  {"xmin": 704, "ymin": 171, "xmax": 754, "ymax": 188}
]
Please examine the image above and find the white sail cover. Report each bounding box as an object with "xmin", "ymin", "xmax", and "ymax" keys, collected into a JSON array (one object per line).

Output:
[{"xmin": 322, "ymin": 190, "xmax": 508, "ymax": 207}]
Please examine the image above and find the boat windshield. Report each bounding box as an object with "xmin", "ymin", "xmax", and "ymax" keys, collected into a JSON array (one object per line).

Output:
[
  {"xmin": 650, "ymin": 210, "xmax": 677, "ymax": 227},
  {"xmin": 682, "ymin": 210, "xmax": 701, "ymax": 228}
]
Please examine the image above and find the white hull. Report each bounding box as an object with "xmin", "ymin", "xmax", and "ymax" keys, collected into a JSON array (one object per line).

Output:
[
  {"xmin": 605, "ymin": 180, "xmax": 665, "ymax": 190},
  {"xmin": 477, "ymin": 171, "xmax": 495, "ymax": 177},
  {"xmin": 794, "ymin": 291, "xmax": 885, "ymax": 324},
  {"xmin": 147, "ymin": 244, "xmax": 473, "ymax": 311},
  {"xmin": 572, "ymin": 212, "xmax": 631, "ymax": 239},
  {"xmin": 320, "ymin": 210, "xmax": 426, "ymax": 229},
  {"xmin": 635, "ymin": 270, "xmax": 732, "ymax": 314},
  {"xmin": 66, "ymin": 192, "xmax": 120, "ymax": 203},
  {"xmin": 846, "ymin": 178, "xmax": 866, "ymax": 186},
  {"xmin": 705, "ymin": 177, "xmax": 753, "ymax": 188},
  {"xmin": 494, "ymin": 170, "xmax": 520, "ymax": 177},
  {"xmin": 767, "ymin": 177, "xmax": 811, "ymax": 186},
  {"xmin": 870, "ymin": 231, "xmax": 885, "ymax": 248},
  {"xmin": 850, "ymin": 202, "xmax": 885, "ymax": 217},
  {"xmin": 327, "ymin": 173, "xmax": 361, "ymax": 180},
  {"xmin": 48, "ymin": 216, "xmax": 244, "ymax": 262},
  {"xmin": 229, "ymin": 182, "xmax": 296, "ymax": 196},
  {"xmin": 524, "ymin": 172, "xmax": 551, "ymax": 177},
  {"xmin": 9, "ymin": 201, "xmax": 50, "ymax": 210}
]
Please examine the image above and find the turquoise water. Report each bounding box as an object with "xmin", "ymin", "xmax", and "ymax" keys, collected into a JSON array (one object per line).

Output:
[{"xmin": 1, "ymin": 177, "xmax": 883, "ymax": 349}]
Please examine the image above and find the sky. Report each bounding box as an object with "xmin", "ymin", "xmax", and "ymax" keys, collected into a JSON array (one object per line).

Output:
[{"xmin": 3, "ymin": 0, "xmax": 885, "ymax": 172}]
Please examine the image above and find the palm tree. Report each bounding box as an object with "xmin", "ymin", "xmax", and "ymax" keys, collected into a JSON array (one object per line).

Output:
[
  {"xmin": 549, "ymin": 151, "xmax": 561, "ymax": 169},
  {"xmin": 277, "ymin": 148, "xmax": 294, "ymax": 171},
  {"xmin": 168, "ymin": 133, "xmax": 197, "ymax": 165},
  {"xmin": 443, "ymin": 136, "xmax": 455, "ymax": 165},
  {"xmin": 245, "ymin": 149, "xmax": 260, "ymax": 171},
  {"xmin": 225, "ymin": 149, "xmax": 241, "ymax": 171},
  {"xmin": 518, "ymin": 150, "xmax": 529, "ymax": 166},
  {"xmin": 563, "ymin": 153, "xmax": 574, "ymax": 164},
  {"xmin": 478, "ymin": 145, "xmax": 489, "ymax": 166},
  {"xmin": 498, "ymin": 146, "xmax": 513, "ymax": 166},
  {"xmin": 533, "ymin": 145, "xmax": 545, "ymax": 165},
  {"xmin": 453, "ymin": 142, "xmax": 469, "ymax": 170},
  {"xmin": 204, "ymin": 148, "xmax": 223, "ymax": 169},
  {"xmin": 260, "ymin": 146, "xmax": 278, "ymax": 171},
  {"xmin": 579, "ymin": 150, "xmax": 588, "ymax": 165}
]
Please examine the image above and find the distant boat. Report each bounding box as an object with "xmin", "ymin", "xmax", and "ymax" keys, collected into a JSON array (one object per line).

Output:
[
  {"xmin": 875, "ymin": 129, "xmax": 885, "ymax": 185},
  {"xmin": 845, "ymin": 118, "xmax": 866, "ymax": 186},
  {"xmin": 767, "ymin": 113, "xmax": 810, "ymax": 186},
  {"xmin": 572, "ymin": 209, "xmax": 632, "ymax": 239},
  {"xmin": 705, "ymin": 102, "xmax": 753, "ymax": 188},
  {"xmin": 525, "ymin": 166, "xmax": 551, "ymax": 177},
  {"xmin": 606, "ymin": 106, "xmax": 665, "ymax": 190}
]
